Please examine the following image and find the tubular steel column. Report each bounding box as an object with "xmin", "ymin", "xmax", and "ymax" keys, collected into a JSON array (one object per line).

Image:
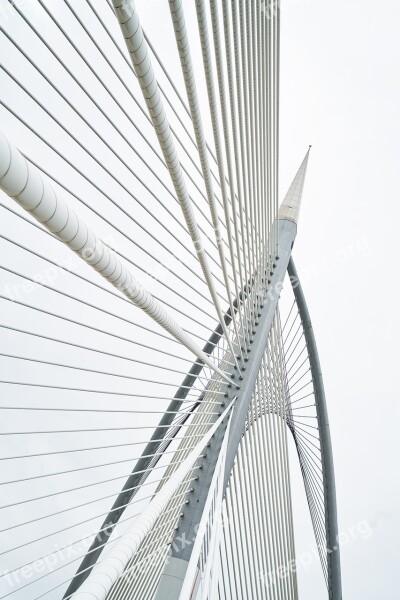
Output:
[
  {"xmin": 154, "ymin": 218, "xmax": 299, "ymax": 598},
  {"xmin": 287, "ymin": 257, "xmax": 342, "ymax": 600}
]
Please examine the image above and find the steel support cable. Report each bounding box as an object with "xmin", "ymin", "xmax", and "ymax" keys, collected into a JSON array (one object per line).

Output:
[
  {"xmin": 234, "ymin": 424, "xmax": 258, "ymax": 598},
  {"xmin": 297, "ymin": 464, "xmax": 326, "ymax": 541},
  {"xmin": 258, "ymin": 365, "xmax": 277, "ymax": 600},
  {"xmin": 293, "ymin": 435, "xmax": 325, "ymax": 481},
  {"xmin": 237, "ymin": 0, "xmax": 259, "ymax": 327},
  {"xmin": 169, "ymin": 0, "xmax": 244, "ymax": 358},
  {"xmin": 245, "ymin": 393, "xmax": 268, "ymax": 599},
  {"xmin": 265, "ymin": 346, "xmax": 290, "ymax": 600},
  {"xmin": 0, "ymin": 404, "xmax": 216, "ymax": 416},
  {"xmin": 289, "ymin": 423, "xmax": 322, "ymax": 456},
  {"xmin": 285, "ymin": 348, "xmax": 309, "ymax": 378},
  {"xmin": 220, "ymin": 0, "xmax": 249, "ymax": 274},
  {"xmin": 0, "ymin": 419, "xmax": 224, "ymax": 435},
  {"xmin": 0, "ymin": 238, "xmax": 223, "ymax": 342},
  {"xmin": 102, "ymin": 0, "xmax": 232, "ymax": 210},
  {"xmin": 0, "ymin": 432, "xmax": 211, "ymax": 463},
  {"xmin": 257, "ymin": 1, "xmax": 266, "ymax": 276},
  {"xmin": 0, "ymin": 476, "xmax": 195, "ymax": 542},
  {"xmin": 77, "ymin": 528, "xmax": 175, "ymax": 600},
  {"xmin": 0, "ymin": 233, "xmax": 222, "ymax": 338},
  {"xmin": 247, "ymin": 0, "xmax": 262, "ymax": 309},
  {"xmin": 286, "ymin": 365, "xmax": 311, "ymax": 389},
  {"xmin": 288, "ymin": 378, "xmax": 314, "ymax": 398},
  {"xmin": 6, "ymin": 509, "xmax": 187, "ymax": 600},
  {"xmin": 219, "ymin": 0, "xmax": 253, "ymax": 350},
  {"xmin": 193, "ymin": 0, "xmax": 248, "ymax": 352},
  {"xmin": 260, "ymin": 359, "xmax": 283, "ymax": 600},
  {"xmin": 0, "ymin": 474, "xmax": 198, "ymax": 562},
  {"xmin": 251, "ymin": 383, "xmax": 272, "ymax": 600},
  {"xmin": 15, "ymin": 516, "xmax": 185, "ymax": 593},
  {"xmin": 80, "ymin": 526, "xmax": 170, "ymax": 600},
  {"xmin": 66, "ymin": 0, "xmax": 244, "ymax": 276},
  {"xmin": 229, "ymin": 486, "xmax": 247, "ymax": 599},
  {"xmin": 290, "ymin": 402, "xmax": 317, "ymax": 411},
  {"xmin": 282, "ymin": 299, "xmax": 296, "ymax": 333},
  {"xmin": 0, "ymin": 482, "xmax": 194, "ymax": 556},
  {"xmin": 0, "ymin": 79, "xmax": 230, "ymax": 298},
  {"xmin": 0, "ymin": 200, "xmax": 220, "ymax": 321},
  {"xmin": 0, "ymin": 293, "xmax": 219, "ymax": 366},
  {"xmin": 287, "ymin": 423, "xmax": 321, "ymax": 453},
  {"xmin": 288, "ymin": 421, "xmax": 321, "ymax": 444},
  {"xmin": 294, "ymin": 457, "xmax": 326, "ymax": 525},
  {"xmin": 296, "ymin": 459, "xmax": 328, "ymax": 572},
  {"xmin": 252, "ymin": 0, "xmax": 262, "ymax": 272},
  {"xmin": 0, "ymin": 464, "xmax": 197, "ymax": 538},
  {"xmin": 267, "ymin": 0, "xmax": 275, "ymax": 256},
  {"xmin": 260, "ymin": 3, "xmax": 268, "ymax": 273},
  {"xmin": 220, "ymin": 508, "xmax": 236, "ymax": 598},
  {"xmin": 70, "ymin": 401, "xmax": 236, "ymax": 600},
  {"xmin": 9, "ymin": 2, "xmax": 238, "ymax": 275},
  {"xmin": 289, "ymin": 418, "xmax": 319, "ymax": 431},
  {"xmin": 0, "ymin": 43, "xmax": 209, "ymax": 278},
  {"xmin": 65, "ymin": 345, "xmax": 236, "ymax": 595},
  {"xmin": 267, "ymin": 330, "xmax": 292, "ymax": 599},
  {"xmin": 283, "ymin": 320, "xmax": 303, "ymax": 357},
  {"xmin": 298, "ymin": 474, "xmax": 327, "ymax": 554},
  {"xmin": 143, "ymin": 25, "xmax": 227, "ymax": 199},
  {"xmin": 0, "ymin": 133, "xmax": 235, "ymax": 384},
  {"xmin": 123, "ymin": 464, "xmax": 198, "ymax": 599},
  {"xmin": 275, "ymin": 4, "xmax": 280, "ymax": 258},
  {"xmin": 244, "ymin": 1, "xmax": 262, "ymax": 315},
  {"xmin": 0, "ymin": 328, "xmax": 217, "ymax": 380},
  {"xmin": 224, "ymin": 495, "xmax": 242, "ymax": 598},
  {"xmin": 111, "ymin": 1, "xmax": 240, "ymax": 372},
  {"xmin": 232, "ymin": 467, "xmax": 256, "ymax": 598},
  {"xmin": 0, "ymin": 107, "xmax": 233, "ymax": 317},
  {"xmin": 298, "ymin": 463, "xmax": 329, "ymax": 582},
  {"xmin": 102, "ymin": 0, "xmax": 249, "ymax": 263},
  {"xmin": 260, "ymin": 3, "xmax": 267, "ymax": 271},
  {"xmin": 253, "ymin": 381, "xmax": 276, "ymax": 600},
  {"xmin": 260, "ymin": 357, "xmax": 285, "ymax": 600},
  {"xmin": 0, "ymin": 445, "xmax": 205, "ymax": 487},
  {"xmin": 278, "ymin": 358, "xmax": 298, "ymax": 598},
  {"xmin": 294, "ymin": 447, "xmax": 327, "ymax": 536},
  {"xmin": 168, "ymin": 0, "xmax": 243, "ymax": 364},
  {"xmin": 276, "ymin": 313, "xmax": 299, "ymax": 598},
  {"xmin": 0, "ymin": 463, "xmax": 193, "ymax": 514},
  {"xmin": 0, "ymin": 379, "xmax": 209, "ymax": 405},
  {"xmin": 230, "ymin": 0, "xmax": 253, "ymax": 318},
  {"xmin": 284, "ymin": 330, "xmax": 306, "ymax": 365},
  {"xmin": 257, "ymin": 0, "xmax": 267, "ymax": 278},
  {"xmin": 270, "ymin": 323, "xmax": 293, "ymax": 599},
  {"xmin": 283, "ymin": 310, "xmax": 301, "ymax": 347},
  {"xmin": 239, "ymin": 2, "xmax": 258, "ymax": 326},
  {"xmin": 0, "ymin": 264, "xmax": 227, "ymax": 356},
  {"xmin": 243, "ymin": 437, "xmax": 265, "ymax": 599},
  {"xmin": 237, "ymin": 424, "xmax": 262, "ymax": 598}
]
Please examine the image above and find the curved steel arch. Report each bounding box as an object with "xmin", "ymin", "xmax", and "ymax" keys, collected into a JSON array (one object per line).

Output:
[{"xmin": 287, "ymin": 256, "xmax": 342, "ymax": 600}]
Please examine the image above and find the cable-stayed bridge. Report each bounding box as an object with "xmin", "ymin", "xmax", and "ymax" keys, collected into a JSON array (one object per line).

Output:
[{"xmin": 0, "ymin": 1, "xmax": 341, "ymax": 598}]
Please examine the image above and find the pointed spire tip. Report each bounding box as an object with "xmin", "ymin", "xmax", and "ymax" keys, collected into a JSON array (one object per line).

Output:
[{"xmin": 279, "ymin": 148, "xmax": 310, "ymax": 224}]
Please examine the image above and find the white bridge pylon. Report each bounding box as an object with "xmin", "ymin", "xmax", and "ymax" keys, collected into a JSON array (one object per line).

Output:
[{"xmin": 0, "ymin": 1, "xmax": 341, "ymax": 599}]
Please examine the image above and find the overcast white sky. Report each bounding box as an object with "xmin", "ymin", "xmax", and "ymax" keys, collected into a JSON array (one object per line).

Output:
[
  {"xmin": 280, "ymin": 0, "xmax": 400, "ymax": 597},
  {"xmin": 0, "ymin": 0, "xmax": 399, "ymax": 598}
]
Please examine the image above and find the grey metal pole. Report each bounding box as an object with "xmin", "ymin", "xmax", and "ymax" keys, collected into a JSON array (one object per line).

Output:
[
  {"xmin": 287, "ymin": 256, "xmax": 342, "ymax": 600},
  {"xmin": 154, "ymin": 218, "xmax": 298, "ymax": 598},
  {"xmin": 63, "ymin": 302, "xmax": 240, "ymax": 598}
]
